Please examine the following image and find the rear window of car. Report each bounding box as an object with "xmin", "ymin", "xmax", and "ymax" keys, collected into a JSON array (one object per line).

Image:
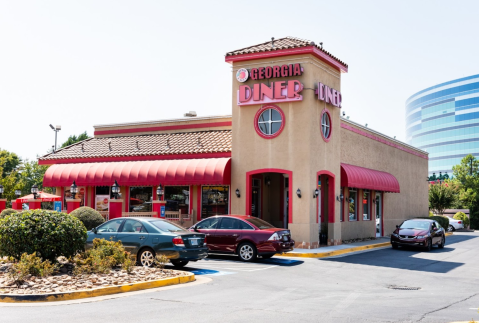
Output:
[
  {"xmin": 245, "ymin": 218, "xmax": 275, "ymax": 229},
  {"xmin": 400, "ymin": 220, "xmax": 430, "ymax": 230},
  {"xmin": 150, "ymin": 220, "xmax": 185, "ymax": 232}
]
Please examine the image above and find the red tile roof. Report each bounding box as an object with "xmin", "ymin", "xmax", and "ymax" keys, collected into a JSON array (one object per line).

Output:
[
  {"xmin": 225, "ymin": 36, "xmax": 348, "ymax": 67},
  {"xmin": 39, "ymin": 130, "xmax": 232, "ymax": 162}
]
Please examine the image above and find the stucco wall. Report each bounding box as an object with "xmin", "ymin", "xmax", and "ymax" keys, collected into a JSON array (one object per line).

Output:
[{"xmin": 340, "ymin": 121, "xmax": 429, "ymax": 240}]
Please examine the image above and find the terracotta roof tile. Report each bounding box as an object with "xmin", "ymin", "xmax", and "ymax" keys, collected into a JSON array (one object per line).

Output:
[
  {"xmin": 39, "ymin": 130, "xmax": 232, "ymax": 162},
  {"xmin": 226, "ymin": 36, "xmax": 347, "ymax": 67}
]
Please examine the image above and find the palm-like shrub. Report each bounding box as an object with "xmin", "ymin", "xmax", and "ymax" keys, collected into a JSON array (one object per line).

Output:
[
  {"xmin": 70, "ymin": 206, "xmax": 105, "ymax": 230},
  {"xmin": 0, "ymin": 208, "xmax": 17, "ymax": 218},
  {"xmin": 0, "ymin": 209, "xmax": 87, "ymax": 261}
]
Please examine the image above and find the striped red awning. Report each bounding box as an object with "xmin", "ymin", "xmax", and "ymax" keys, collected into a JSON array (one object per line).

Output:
[
  {"xmin": 43, "ymin": 158, "xmax": 231, "ymax": 187},
  {"xmin": 340, "ymin": 163, "xmax": 400, "ymax": 193}
]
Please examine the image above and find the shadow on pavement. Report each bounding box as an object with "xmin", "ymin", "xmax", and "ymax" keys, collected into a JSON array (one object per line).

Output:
[{"xmin": 202, "ymin": 254, "xmax": 304, "ymax": 266}]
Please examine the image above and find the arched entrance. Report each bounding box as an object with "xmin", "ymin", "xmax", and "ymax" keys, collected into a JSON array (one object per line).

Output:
[{"xmin": 246, "ymin": 169, "xmax": 293, "ymax": 228}]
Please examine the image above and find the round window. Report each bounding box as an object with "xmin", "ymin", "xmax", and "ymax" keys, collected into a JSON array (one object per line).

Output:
[
  {"xmin": 254, "ymin": 104, "xmax": 285, "ymax": 139},
  {"xmin": 321, "ymin": 109, "xmax": 332, "ymax": 141}
]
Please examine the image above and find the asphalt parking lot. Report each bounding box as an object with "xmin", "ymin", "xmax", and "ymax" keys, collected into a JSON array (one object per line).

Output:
[{"xmin": 1, "ymin": 232, "xmax": 478, "ymax": 323}]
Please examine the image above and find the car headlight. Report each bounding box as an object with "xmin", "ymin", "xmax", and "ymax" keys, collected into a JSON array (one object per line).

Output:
[
  {"xmin": 268, "ymin": 233, "xmax": 281, "ymax": 241},
  {"xmin": 416, "ymin": 235, "xmax": 427, "ymax": 239}
]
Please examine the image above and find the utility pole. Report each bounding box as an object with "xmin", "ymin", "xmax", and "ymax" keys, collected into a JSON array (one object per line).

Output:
[{"xmin": 49, "ymin": 124, "xmax": 61, "ymax": 152}]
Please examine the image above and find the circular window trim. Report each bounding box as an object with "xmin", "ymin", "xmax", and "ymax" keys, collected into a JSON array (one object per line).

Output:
[
  {"xmin": 254, "ymin": 104, "xmax": 286, "ymax": 139},
  {"xmin": 320, "ymin": 108, "xmax": 332, "ymax": 142}
]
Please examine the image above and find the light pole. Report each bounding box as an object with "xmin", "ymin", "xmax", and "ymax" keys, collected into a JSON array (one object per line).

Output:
[{"xmin": 49, "ymin": 124, "xmax": 61, "ymax": 152}]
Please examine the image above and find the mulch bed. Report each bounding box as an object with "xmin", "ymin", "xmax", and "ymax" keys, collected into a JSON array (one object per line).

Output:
[
  {"xmin": 0, "ymin": 262, "xmax": 187, "ymax": 295},
  {"xmin": 342, "ymin": 237, "xmax": 378, "ymax": 244}
]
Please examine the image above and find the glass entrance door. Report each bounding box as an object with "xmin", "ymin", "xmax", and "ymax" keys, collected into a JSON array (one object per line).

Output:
[
  {"xmin": 375, "ymin": 192, "xmax": 382, "ymax": 237},
  {"xmin": 251, "ymin": 179, "xmax": 261, "ymax": 218}
]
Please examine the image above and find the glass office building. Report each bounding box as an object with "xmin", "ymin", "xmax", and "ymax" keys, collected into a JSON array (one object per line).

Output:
[{"xmin": 406, "ymin": 74, "xmax": 479, "ymax": 177}]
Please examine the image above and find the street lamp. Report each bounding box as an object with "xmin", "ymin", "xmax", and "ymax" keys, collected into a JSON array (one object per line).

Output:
[
  {"xmin": 0, "ymin": 185, "xmax": 3, "ymax": 198},
  {"xmin": 70, "ymin": 181, "xmax": 78, "ymax": 199},
  {"xmin": 15, "ymin": 189, "xmax": 21, "ymax": 198},
  {"xmin": 31, "ymin": 184, "xmax": 39, "ymax": 199},
  {"xmin": 156, "ymin": 184, "xmax": 164, "ymax": 200},
  {"xmin": 49, "ymin": 124, "xmax": 61, "ymax": 152},
  {"xmin": 111, "ymin": 180, "xmax": 120, "ymax": 199}
]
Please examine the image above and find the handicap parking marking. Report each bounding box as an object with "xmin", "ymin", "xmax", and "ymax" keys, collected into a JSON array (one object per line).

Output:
[
  {"xmin": 183, "ymin": 258, "xmax": 283, "ymax": 272},
  {"xmin": 190, "ymin": 269, "xmax": 235, "ymax": 276},
  {"xmin": 260, "ymin": 258, "xmax": 301, "ymax": 265}
]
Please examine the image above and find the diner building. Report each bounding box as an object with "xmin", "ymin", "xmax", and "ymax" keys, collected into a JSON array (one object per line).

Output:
[{"xmin": 39, "ymin": 36, "xmax": 429, "ymax": 248}]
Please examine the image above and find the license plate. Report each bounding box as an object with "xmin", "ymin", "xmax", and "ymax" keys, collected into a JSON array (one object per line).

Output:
[{"xmin": 190, "ymin": 239, "xmax": 198, "ymax": 246}]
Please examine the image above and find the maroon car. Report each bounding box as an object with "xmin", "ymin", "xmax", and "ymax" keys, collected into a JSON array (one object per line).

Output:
[
  {"xmin": 190, "ymin": 215, "xmax": 295, "ymax": 261},
  {"xmin": 391, "ymin": 218, "xmax": 446, "ymax": 251}
]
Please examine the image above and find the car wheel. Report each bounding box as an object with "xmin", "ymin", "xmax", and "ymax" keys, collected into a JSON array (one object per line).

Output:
[
  {"xmin": 138, "ymin": 248, "xmax": 156, "ymax": 267},
  {"xmin": 391, "ymin": 243, "xmax": 398, "ymax": 249},
  {"xmin": 425, "ymin": 238, "xmax": 432, "ymax": 252},
  {"xmin": 170, "ymin": 260, "xmax": 189, "ymax": 268},
  {"xmin": 438, "ymin": 236, "xmax": 445, "ymax": 249},
  {"xmin": 448, "ymin": 225, "xmax": 455, "ymax": 232},
  {"xmin": 261, "ymin": 254, "xmax": 275, "ymax": 259},
  {"xmin": 238, "ymin": 242, "xmax": 257, "ymax": 262}
]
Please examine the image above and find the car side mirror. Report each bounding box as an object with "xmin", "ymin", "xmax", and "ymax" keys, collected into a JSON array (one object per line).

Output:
[
  {"xmin": 396, "ymin": 225, "xmax": 399, "ymax": 229},
  {"xmin": 92, "ymin": 227, "xmax": 98, "ymax": 234},
  {"xmin": 433, "ymin": 227, "xmax": 438, "ymax": 231}
]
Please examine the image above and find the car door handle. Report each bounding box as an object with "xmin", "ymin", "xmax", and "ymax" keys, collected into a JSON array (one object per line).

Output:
[
  {"xmin": 139, "ymin": 236, "xmax": 146, "ymax": 240},
  {"xmin": 205, "ymin": 234, "xmax": 211, "ymax": 236},
  {"xmin": 232, "ymin": 234, "xmax": 238, "ymax": 237}
]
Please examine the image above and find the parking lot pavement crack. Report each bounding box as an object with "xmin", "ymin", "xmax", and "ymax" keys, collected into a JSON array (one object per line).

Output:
[{"xmin": 417, "ymin": 292, "xmax": 479, "ymax": 322}]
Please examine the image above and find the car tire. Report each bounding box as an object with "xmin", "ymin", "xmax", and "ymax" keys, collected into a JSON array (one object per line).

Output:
[
  {"xmin": 425, "ymin": 238, "xmax": 432, "ymax": 252},
  {"xmin": 448, "ymin": 225, "xmax": 455, "ymax": 232},
  {"xmin": 391, "ymin": 243, "xmax": 398, "ymax": 249},
  {"xmin": 261, "ymin": 254, "xmax": 275, "ymax": 259},
  {"xmin": 138, "ymin": 248, "xmax": 156, "ymax": 267},
  {"xmin": 237, "ymin": 242, "xmax": 257, "ymax": 262},
  {"xmin": 170, "ymin": 260, "xmax": 189, "ymax": 268},
  {"xmin": 438, "ymin": 236, "xmax": 445, "ymax": 249}
]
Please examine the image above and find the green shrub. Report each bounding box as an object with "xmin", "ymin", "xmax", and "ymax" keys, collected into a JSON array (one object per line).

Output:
[
  {"xmin": 72, "ymin": 238, "xmax": 132, "ymax": 275},
  {"xmin": 0, "ymin": 209, "xmax": 87, "ymax": 261},
  {"xmin": 70, "ymin": 206, "xmax": 105, "ymax": 231},
  {"xmin": 453, "ymin": 212, "xmax": 470, "ymax": 227},
  {"xmin": 428, "ymin": 210, "xmax": 434, "ymax": 217},
  {"xmin": 431, "ymin": 215, "xmax": 449, "ymax": 229},
  {"xmin": 0, "ymin": 208, "xmax": 17, "ymax": 218},
  {"xmin": 8, "ymin": 252, "xmax": 57, "ymax": 285}
]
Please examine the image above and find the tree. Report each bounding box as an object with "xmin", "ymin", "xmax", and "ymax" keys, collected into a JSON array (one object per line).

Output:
[
  {"xmin": 60, "ymin": 131, "xmax": 90, "ymax": 149},
  {"xmin": 429, "ymin": 181, "xmax": 457, "ymax": 215},
  {"xmin": 452, "ymin": 154, "xmax": 479, "ymax": 229},
  {"xmin": 17, "ymin": 160, "xmax": 50, "ymax": 195}
]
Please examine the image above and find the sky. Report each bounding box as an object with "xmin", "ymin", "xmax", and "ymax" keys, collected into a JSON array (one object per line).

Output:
[{"xmin": 0, "ymin": 0, "xmax": 477, "ymax": 161}]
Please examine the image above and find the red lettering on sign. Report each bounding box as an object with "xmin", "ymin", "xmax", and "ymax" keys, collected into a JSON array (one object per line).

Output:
[
  {"xmin": 260, "ymin": 83, "xmax": 274, "ymax": 100},
  {"xmin": 253, "ymin": 83, "xmax": 261, "ymax": 101},
  {"xmin": 273, "ymin": 66, "xmax": 280, "ymax": 78},
  {"xmin": 287, "ymin": 80, "xmax": 302, "ymax": 98},
  {"xmin": 325, "ymin": 86, "xmax": 333, "ymax": 104},
  {"xmin": 318, "ymin": 83, "xmax": 325, "ymax": 100},
  {"xmin": 338, "ymin": 92, "xmax": 342, "ymax": 108},
  {"xmin": 281, "ymin": 65, "xmax": 288, "ymax": 77},
  {"xmin": 293, "ymin": 64, "xmax": 302, "ymax": 76},
  {"xmin": 239, "ymin": 85, "xmax": 252, "ymax": 103},
  {"xmin": 274, "ymin": 81, "xmax": 286, "ymax": 99},
  {"xmin": 265, "ymin": 66, "xmax": 272, "ymax": 79},
  {"xmin": 258, "ymin": 67, "xmax": 265, "ymax": 79},
  {"xmin": 251, "ymin": 68, "xmax": 258, "ymax": 80}
]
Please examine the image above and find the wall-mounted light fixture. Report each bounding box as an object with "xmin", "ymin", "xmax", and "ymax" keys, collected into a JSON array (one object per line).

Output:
[
  {"xmin": 31, "ymin": 184, "xmax": 39, "ymax": 200},
  {"xmin": 313, "ymin": 188, "xmax": 319, "ymax": 198},
  {"xmin": 235, "ymin": 189, "xmax": 240, "ymax": 198},
  {"xmin": 156, "ymin": 184, "xmax": 164, "ymax": 200},
  {"xmin": 70, "ymin": 181, "xmax": 78, "ymax": 199},
  {"xmin": 296, "ymin": 188, "xmax": 301, "ymax": 198},
  {"xmin": 336, "ymin": 193, "xmax": 344, "ymax": 202},
  {"xmin": 264, "ymin": 176, "xmax": 271, "ymax": 186},
  {"xmin": 111, "ymin": 180, "xmax": 120, "ymax": 199}
]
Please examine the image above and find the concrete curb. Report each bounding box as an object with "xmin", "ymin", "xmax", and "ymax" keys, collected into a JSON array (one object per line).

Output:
[
  {"xmin": 278, "ymin": 232, "xmax": 454, "ymax": 259},
  {"xmin": 0, "ymin": 272, "xmax": 195, "ymax": 303}
]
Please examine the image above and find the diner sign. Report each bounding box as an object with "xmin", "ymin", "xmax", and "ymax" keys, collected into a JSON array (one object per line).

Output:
[
  {"xmin": 237, "ymin": 80, "xmax": 303, "ymax": 106},
  {"xmin": 315, "ymin": 82, "xmax": 342, "ymax": 108}
]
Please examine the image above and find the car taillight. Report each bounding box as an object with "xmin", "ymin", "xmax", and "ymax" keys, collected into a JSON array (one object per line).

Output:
[
  {"xmin": 172, "ymin": 236, "xmax": 185, "ymax": 247},
  {"xmin": 268, "ymin": 233, "xmax": 281, "ymax": 241},
  {"xmin": 458, "ymin": 221, "xmax": 462, "ymax": 224}
]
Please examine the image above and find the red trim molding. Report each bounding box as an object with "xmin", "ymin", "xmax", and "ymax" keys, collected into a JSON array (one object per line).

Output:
[
  {"xmin": 341, "ymin": 123, "xmax": 428, "ymax": 160},
  {"xmin": 38, "ymin": 152, "xmax": 232, "ymax": 165},
  {"xmin": 196, "ymin": 186, "xmax": 202, "ymax": 222},
  {"xmin": 254, "ymin": 104, "xmax": 285, "ymax": 139},
  {"xmin": 246, "ymin": 169, "xmax": 293, "ymax": 223},
  {"xmin": 320, "ymin": 108, "xmax": 332, "ymax": 143},
  {"xmin": 94, "ymin": 121, "xmax": 232, "ymax": 136},
  {"xmin": 225, "ymin": 46, "xmax": 348, "ymax": 73}
]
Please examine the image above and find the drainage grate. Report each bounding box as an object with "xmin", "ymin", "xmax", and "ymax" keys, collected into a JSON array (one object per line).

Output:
[{"xmin": 388, "ymin": 285, "xmax": 421, "ymax": 290}]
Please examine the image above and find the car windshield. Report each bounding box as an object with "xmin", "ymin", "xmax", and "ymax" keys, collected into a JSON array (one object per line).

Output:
[
  {"xmin": 245, "ymin": 218, "xmax": 275, "ymax": 229},
  {"xmin": 150, "ymin": 220, "xmax": 186, "ymax": 232},
  {"xmin": 400, "ymin": 220, "xmax": 430, "ymax": 230}
]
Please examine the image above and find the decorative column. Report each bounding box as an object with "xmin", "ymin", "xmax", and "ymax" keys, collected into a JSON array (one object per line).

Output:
[
  {"xmin": 11, "ymin": 201, "xmax": 22, "ymax": 211},
  {"xmin": 66, "ymin": 198, "xmax": 81, "ymax": 214},
  {"xmin": 27, "ymin": 199, "xmax": 42, "ymax": 210},
  {"xmin": 0, "ymin": 199, "xmax": 6, "ymax": 213},
  {"xmin": 152, "ymin": 200, "xmax": 166, "ymax": 218},
  {"xmin": 109, "ymin": 199, "xmax": 124, "ymax": 219}
]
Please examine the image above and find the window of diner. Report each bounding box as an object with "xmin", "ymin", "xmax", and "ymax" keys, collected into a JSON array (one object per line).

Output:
[
  {"xmin": 321, "ymin": 110, "xmax": 332, "ymax": 140},
  {"xmin": 164, "ymin": 186, "xmax": 190, "ymax": 215},
  {"xmin": 201, "ymin": 186, "xmax": 229, "ymax": 218},
  {"xmin": 363, "ymin": 190, "xmax": 370, "ymax": 220},
  {"xmin": 340, "ymin": 187, "xmax": 344, "ymax": 222},
  {"xmin": 348, "ymin": 189, "xmax": 357, "ymax": 221},
  {"xmin": 258, "ymin": 108, "xmax": 282, "ymax": 135},
  {"xmin": 95, "ymin": 186, "xmax": 114, "ymax": 212},
  {"xmin": 129, "ymin": 187, "xmax": 153, "ymax": 212}
]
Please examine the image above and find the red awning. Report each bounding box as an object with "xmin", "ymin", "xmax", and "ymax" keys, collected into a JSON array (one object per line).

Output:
[
  {"xmin": 43, "ymin": 158, "xmax": 231, "ymax": 187},
  {"xmin": 340, "ymin": 163, "xmax": 400, "ymax": 193}
]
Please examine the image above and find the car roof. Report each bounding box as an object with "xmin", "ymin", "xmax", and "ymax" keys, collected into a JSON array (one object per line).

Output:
[
  {"xmin": 205, "ymin": 215, "xmax": 256, "ymax": 220},
  {"xmin": 112, "ymin": 217, "xmax": 167, "ymax": 222},
  {"xmin": 407, "ymin": 218, "xmax": 434, "ymax": 222}
]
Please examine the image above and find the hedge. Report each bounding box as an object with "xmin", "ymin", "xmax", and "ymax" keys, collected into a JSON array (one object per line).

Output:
[{"xmin": 70, "ymin": 206, "xmax": 105, "ymax": 231}]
